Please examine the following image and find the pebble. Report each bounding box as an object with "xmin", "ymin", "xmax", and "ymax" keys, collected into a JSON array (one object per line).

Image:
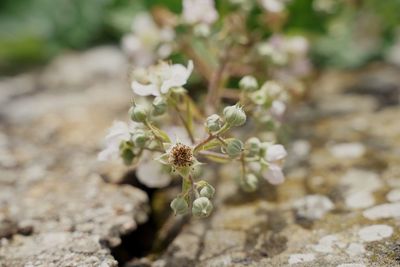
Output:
[
  {"xmin": 340, "ymin": 169, "xmax": 382, "ymax": 194},
  {"xmin": 345, "ymin": 192, "xmax": 375, "ymax": 209},
  {"xmin": 313, "ymin": 235, "xmax": 338, "ymax": 253},
  {"xmin": 293, "ymin": 195, "xmax": 334, "ymax": 220},
  {"xmin": 386, "ymin": 189, "xmax": 400, "ymax": 203},
  {"xmin": 358, "ymin": 225, "xmax": 393, "ymax": 242},
  {"xmin": 363, "ymin": 202, "xmax": 400, "ymax": 220},
  {"xmin": 336, "ymin": 264, "xmax": 366, "ymax": 267},
  {"xmin": 292, "ymin": 140, "xmax": 311, "ymax": 158},
  {"xmin": 328, "ymin": 142, "xmax": 366, "ymax": 159},
  {"xmin": 288, "ymin": 253, "xmax": 316, "ymax": 264},
  {"xmin": 345, "ymin": 243, "xmax": 365, "ymax": 256}
]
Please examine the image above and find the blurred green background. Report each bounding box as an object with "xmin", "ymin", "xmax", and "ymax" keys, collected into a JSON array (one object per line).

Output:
[{"xmin": 1, "ymin": 0, "xmax": 400, "ymax": 74}]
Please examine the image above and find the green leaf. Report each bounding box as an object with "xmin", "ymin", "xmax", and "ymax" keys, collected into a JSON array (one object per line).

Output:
[
  {"xmin": 197, "ymin": 137, "xmax": 235, "ymax": 152},
  {"xmin": 147, "ymin": 123, "xmax": 171, "ymax": 143}
]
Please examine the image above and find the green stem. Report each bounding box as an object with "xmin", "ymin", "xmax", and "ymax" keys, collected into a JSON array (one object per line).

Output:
[
  {"xmin": 214, "ymin": 123, "xmax": 230, "ymax": 136},
  {"xmin": 169, "ymin": 96, "xmax": 195, "ymax": 144},
  {"xmin": 144, "ymin": 120, "xmax": 165, "ymax": 150},
  {"xmin": 199, "ymin": 150, "xmax": 230, "ymax": 160},
  {"xmin": 216, "ymin": 136, "xmax": 227, "ymax": 147},
  {"xmin": 193, "ymin": 134, "xmax": 215, "ymax": 153}
]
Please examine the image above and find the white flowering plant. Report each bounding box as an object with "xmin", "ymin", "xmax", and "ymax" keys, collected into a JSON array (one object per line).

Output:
[{"xmin": 99, "ymin": 0, "xmax": 311, "ymax": 218}]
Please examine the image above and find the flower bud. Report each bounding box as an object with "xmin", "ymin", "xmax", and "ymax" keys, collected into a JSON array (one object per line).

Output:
[
  {"xmin": 152, "ymin": 97, "xmax": 167, "ymax": 116},
  {"xmin": 226, "ymin": 139, "xmax": 243, "ymax": 158},
  {"xmin": 170, "ymin": 197, "xmax": 189, "ymax": 215},
  {"xmin": 250, "ymin": 88, "xmax": 269, "ymax": 105},
  {"xmin": 129, "ymin": 105, "xmax": 147, "ymax": 122},
  {"xmin": 193, "ymin": 23, "xmax": 211, "ymax": 37},
  {"xmin": 192, "ymin": 197, "xmax": 213, "ymax": 218},
  {"xmin": 245, "ymin": 137, "xmax": 261, "ymax": 156},
  {"xmin": 240, "ymin": 173, "xmax": 258, "ymax": 192},
  {"xmin": 119, "ymin": 141, "xmax": 135, "ymax": 165},
  {"xmin": 262, "ymin": 81, "xmax": 284, "ymax": 99},
  {"xmin": 132, "ymin": 130, "xmax": 149, "ymax": 148},
  {"xmin": 239, "ymin": 75, "xmax": 258, "ymax": 92},
  {"xmin": 205, "ymin": 114, "xmax": 222, "ymax": 132},
  {"xmin": 223, "ymin": 104, "xmax": 246, "ymax": 127},
  {"xmin": 200, "ymin": 184, "xmax": 215, "ymax": 199}
]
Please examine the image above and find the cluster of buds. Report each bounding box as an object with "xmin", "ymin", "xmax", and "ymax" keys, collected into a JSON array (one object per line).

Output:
[{"xmin": 171, "ymin": 181, "xmax": 215, "ymax": 218}]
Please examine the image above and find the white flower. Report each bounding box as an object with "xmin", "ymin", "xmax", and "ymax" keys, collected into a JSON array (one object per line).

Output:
[
  {"xmin": 263, "ymin": 144, "xmax": 287, "ymax": 184},
  {"xmin": 131, "ymin": 60, "xmax": 194, "ymax": 96},
  {"xmin": 122, "ymin": 13, "xmax": 175, "ymax": 67},
  {"xmin": 285, "ymin": 36, "xmax": 309, "ymax": 56},
  {"xmin": 97, "ymin": 121, "xmax": 137, "ymax": 161},
  {"xmin": 260, "ymin": 0, "xmax": 285, "ymax": 13},
  {"xmin": 270, "ymin": 100, "xmax": 286, "ymax": 120},
  {"xmin": 182, "ymin": 0, "xmax": 218, "ymax": 25}
]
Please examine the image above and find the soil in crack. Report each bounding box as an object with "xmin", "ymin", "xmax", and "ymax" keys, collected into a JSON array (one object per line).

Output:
[{"xmin": 110, "ymin": 170, "xmax": 183, "ymax": 266}]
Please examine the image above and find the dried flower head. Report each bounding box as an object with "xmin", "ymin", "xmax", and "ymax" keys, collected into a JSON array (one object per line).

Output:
[{"xmin": 169, "ymin": 143, "xmax": 194, "ymax": 167}]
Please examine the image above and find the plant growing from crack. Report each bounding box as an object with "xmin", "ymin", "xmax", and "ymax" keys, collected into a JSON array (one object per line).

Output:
[{"xmin": 99, "ymin": 0, "xmax": 309, "ymax": 218}]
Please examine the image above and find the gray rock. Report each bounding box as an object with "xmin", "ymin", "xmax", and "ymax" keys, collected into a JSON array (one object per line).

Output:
[
  {"xmin": 0, "ymin": 46, "xmax": 149, "ymax": 265},
  {"xmin": 0, "ymin": 232, "xmax": 118, "ymax": 267}
]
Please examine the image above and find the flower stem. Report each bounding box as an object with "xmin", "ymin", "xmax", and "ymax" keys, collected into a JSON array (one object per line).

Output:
[
  {"xmin": 172, "ymin": 101, "xmax": 195, "ymax": 144},
  {"xmin": 193, "ymin": 134, "xmax": 215, "ymax": 153},
  {"xmin": 144, "ymin": 120, "xmax": 165, "ymax": 150}
]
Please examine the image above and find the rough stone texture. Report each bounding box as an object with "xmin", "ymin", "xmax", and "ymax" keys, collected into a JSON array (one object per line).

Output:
[
  {"xmin": 2, "ymin": 47, "xmax": 400, "ymax": 266},
  {"xmin": 152, "ymin": 64, "xmax": 400, "ymax": 267},
  {"xmin": 0, "ymin": 46, "xmax": 149, "ymax": 266},
  {"xmin": 0, "ymin": 232, "xmax": 118, "ymax": 267}
]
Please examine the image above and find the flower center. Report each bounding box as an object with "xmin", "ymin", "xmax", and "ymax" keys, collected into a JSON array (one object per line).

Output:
[{"xmin": 169, "ymin": 143, "xmax": 193, "ymax": 167}]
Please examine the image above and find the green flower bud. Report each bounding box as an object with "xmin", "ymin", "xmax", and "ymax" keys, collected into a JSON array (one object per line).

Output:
[
  {"xmin": 239, "ymin": 75, "xmax": 258, "ymax": 92},
  {"xmin": 240, "ymin": 173, "xmax": 258, "ymax": 192},
  {"xmin": 205, "ymin": 114, "xmax": 222, "ymax": 132},
  {"xmin": 170, "ymin": 197, "xmax": 189, "ymax": 215},
  {"xmin": 152, "ymin": 97, "xmax": 167, "ymax": 116},
  {"xmin": 192, "ymin": 197, "xmax": 213, "ymax": 218},
  {"xmin": 129, "ymin": 105, "xmax": 147, "ymax": 122},
  {"xmin": 200, "ymin": 184, "xmax": 215, "ymax": 199},
  {"xmin": 259, "ymin": 142, "xmax": 272, "ymax": 159},
  {"xmin": 245, "ymin": 137, "xmax": 261, "ymax": 156},
  {"xmin": 250, "ymin": 87, "xmax": 269, "ymax": 105},
  {"xmin": 119, "ymin": 141, "xmax": 135, "ymax": 165},
  {"xmin": 132, "ymin": 130, "xmax": 149, "ymax": 148},
  {"xmin": 223, "ymin": 104, "xmax": 246, "ymax": 127},
  {"xmin": 226, "ymin": 139, "xmax": 243, "ymax": 158}
]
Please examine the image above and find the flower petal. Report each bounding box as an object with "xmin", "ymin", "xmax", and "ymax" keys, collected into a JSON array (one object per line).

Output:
[
  {"xmin": 131, "ymin": 81, "xmax": 160, "ymax": 96},
  {"xmin": 160, "ymin": 60, "xmax": 193, "ymax": 94},
  {"xmin": 97, "ymin": 145, "xmax": 119, "ymax": 161},
  {"xmin": 266, "ymin": 144, "xmax": 287, "ymax": 162},
  {"xmin": 264, "ymin": 164, "xmax": 285, "ymax": 185}
]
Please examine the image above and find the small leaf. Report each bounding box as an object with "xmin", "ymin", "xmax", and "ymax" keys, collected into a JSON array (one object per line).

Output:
[
  {"xmin": 155, "ymin": 153, "xmax": 169, "ymax": 165},
  {"xmin": 147, "ymin": 123, "xmax": 171, "ymax": 143},
  {"xmin": 198, "ymin": 137, "xmax": 236, "ymax": 152},
  {"xmin": 203, "ymin": 154, "xmax": 231, "ymax": 163}
]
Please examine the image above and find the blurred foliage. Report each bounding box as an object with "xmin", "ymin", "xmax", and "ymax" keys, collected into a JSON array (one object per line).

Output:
[
  {"xmin": 0, "ymin": 0, "xmax": 400, "ymax": 73},
  {"xmin": 0, "ymin": 0, "xmax": 147, "ymax": 73}
]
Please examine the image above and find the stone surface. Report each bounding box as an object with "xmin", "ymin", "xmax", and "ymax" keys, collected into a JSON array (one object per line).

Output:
[
  {"xmin": 2, "ymin": 49, "xmax": 400, "ymax": 266},
  {"xmin": 0, "ymin": 46, "xmax": 149, "ymax": 266},
  {"xmin": 0, "ymin": 232, "xmax": 118, "ymax": 267}
]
